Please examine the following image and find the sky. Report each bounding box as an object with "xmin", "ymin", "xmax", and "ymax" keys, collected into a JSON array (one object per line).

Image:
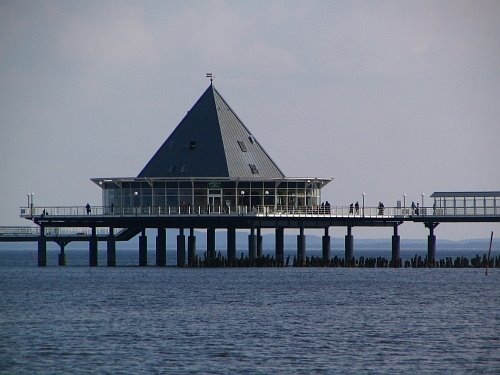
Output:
[{"xmin": 1, "ymin": 0, "xmax": 499, "ymax": 241}]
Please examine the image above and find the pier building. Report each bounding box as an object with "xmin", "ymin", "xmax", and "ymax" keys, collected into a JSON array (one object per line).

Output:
[{"xmin": 92, "ymin": 83, "xmax": 331, "ymax": 216}]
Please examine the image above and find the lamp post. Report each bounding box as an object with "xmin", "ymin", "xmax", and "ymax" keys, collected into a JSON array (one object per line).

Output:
[
  {"xmin": 403, "ymin": 193, "xmax": 406, "ymax": 214},
  {"xmin": 421, "ymin": 193, "xmax": 425, "ymax": 215},
  {"xmin": 240, "ymin": 191, "xmax": 245, "ymax": 214},
  {"xmin": 27, "ymin": 193, "xmax": 34, "ymax": 216},
  {"xmin": 362, "ymin": 193, "xmax": 365, "ymax": 217},
  {"xmin": 134, "ymin": 191, "xmax": 139, "ymax": 215}
]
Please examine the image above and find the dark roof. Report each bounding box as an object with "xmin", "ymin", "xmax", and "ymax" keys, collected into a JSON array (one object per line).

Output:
[
  {"xmin": 430, "ymin": 191, "xmax": 500, "ymax": 198},
  {"xmin": 138, "ymin": 84, "xmax": 285, "ymax": 179}
]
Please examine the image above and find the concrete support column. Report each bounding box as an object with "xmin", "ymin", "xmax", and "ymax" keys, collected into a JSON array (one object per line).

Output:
[
  {"xmin": 257, "ymin": 228, "xmax": 263, "ymax": 258},
  {"xmin": 345, "ymin": 226, "xmax": 353, "ymax": 267},
  {"xmin": 322, "ymin": 227, "xmax": 331, "ymax": 263},
  {"xmin": 139, "ymin": 229, "xmax": 147, "ymax": 267},
  {"xmin": 297, "ymin": 227, "xmax": 306, "ymax": 266},
  {"xmin": 275, "ymin": 227, "xmax": 284, "ymax": 266},
  {"xmin": 107, "ymin": 227, "xmax": 116, "ymax": 267},
  {"xmin": 89, "ymin": 227, "xmax": 98, "ymax": 267},
  {"xmin": 177, "ymin": 229, "xmax": 186, "ymax": 267},
  {"xmin": 207, "ymin": 228, "xmax": 216, "ymax": 259},
  {"xmin": 156, "ymin": 228, "xmax": 166, "ymax": 267},
  {"xmin": 248, "ymin": 228, "xmax": 257, "ymax": 259},
  {"xmin": 391, "ymin": 225, "xmax": 400, "ymax": 268},
  {"xmin": 37, "ymin": 225, "xmax": 46, "ymax": 267},
  {"xmin": 58, "ymin": 242, "xmax": 67, "ymax": 266},
  {"xmin": 188, "ymin": 228, "xmax": 196, "ymax": 267},
  {"xmin": 227, "ymin": 227, "xmax": 236, "ymax": 262},
  {"xmin": 427, "ymin": 223, "xmax": 438, "ymax": 267}
]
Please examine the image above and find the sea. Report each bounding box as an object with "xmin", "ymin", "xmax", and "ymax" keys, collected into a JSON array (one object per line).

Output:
[{"xmin": 1, "ymin": 246, "xmax": 499, "ymax": 374}]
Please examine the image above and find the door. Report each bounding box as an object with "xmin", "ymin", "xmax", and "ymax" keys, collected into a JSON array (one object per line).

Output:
[{"xmin": 208, "ymin": 189, "xmax": 222, "ymax": 212}]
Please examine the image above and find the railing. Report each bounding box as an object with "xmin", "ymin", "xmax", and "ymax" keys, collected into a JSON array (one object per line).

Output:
[
  {"xmin": 0, "ymin": 226, "xmax": 40, "ymax": 236},
  {"xmin": 0, "ymin": 226, "xmax": 112, "ymax": 237},
  {"xmin": 20, "ymin": 204, "xmax": 500, "ymax": 219},
  {"xmin": 20, "ymin": 205, "xmax": 251, "ymax": 217}
]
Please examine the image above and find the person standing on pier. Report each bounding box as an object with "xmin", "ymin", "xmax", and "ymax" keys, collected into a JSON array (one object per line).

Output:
[
  {"xmin": 378, "ymin": 202, "xmax": 385, "ymax": 215},
  {"xmin": 355, "ymin": 201, "xmax": 359, "ymax": 214},
  {"xmin": 86, "ymin": 203, "xmax": 91, "ymax": 215}
]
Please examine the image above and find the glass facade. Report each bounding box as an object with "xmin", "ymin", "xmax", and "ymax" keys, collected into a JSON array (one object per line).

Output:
[
  {"xmin": 432, "ymin": 193, "xmax": 500, "ymax": 215},
  {"xmin": 96, "ymin": 178, "xmax": 328, "ymax": 214}
]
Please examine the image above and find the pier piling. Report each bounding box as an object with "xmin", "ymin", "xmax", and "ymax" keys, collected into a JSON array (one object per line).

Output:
[
  {"xmin": 107, "ymin": 227, "xmax": 116, "ymax": 267},
  {"xmin": 345, "ymin": 226, "xmax": 354, "ymax": 267},
  {"xmin": 297, "ymin": 227, "xmax": 306, "ymax": 265},
  {"xmin": 177, "ymin": 229, "xmax": 186, "ymax": 267},
  {"xmin": 248, "ymin": 228, "xmax": 257, "ymax": 259},
  {"xmin": 227, "ymin": 227, "xmax": 236, "ymax": 263},
  {"xmin": 426, "ymin": 222, "xmax": 439, "ymax": 267},
  {"xmin": 37, "ymin": 225, "xmax": 46, "ymax": 267},
  {"xmin": 139, "ymin": 229, "xmax": 147, "ymax": 266},
  {"xmin": 322, "ymin": 227, "xmax": 331, "ymax": 262},
  {"xmin": 391, "ymin": 225, "xmax": 400, "ymax": 268},
  {"xmin": 89, "ymin": 227, "xmax": 98, "ymax": 267},
  {"xmin": 275, "ymin": 227, "xmax": 284, "ymax": 266},
  {"xmin": 207, "ymin": 228, "xmax": 216, "ymax": 259},
  {"xmin": 257, "ymin": 228, "xmax": 263, "ymax": 258},
  {"xmin": 57, "ymin": 241, "xmax": 67, "ymax": 266},
  {"xmin": 188, "ymin": 228, "xmax": 197, "ymax": 266},
  {"xmin": 156, "ymin": 228, "xmax": 166, "ymax": 267}
]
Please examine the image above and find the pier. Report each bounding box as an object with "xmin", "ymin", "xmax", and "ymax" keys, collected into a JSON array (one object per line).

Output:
[
  {"xmin": 2, "ymin": 83, "xmax": 499, "ymax": 267},
  {"xmin": 2, "ymin": 193, "xmax": 499, "ymax": 267}
]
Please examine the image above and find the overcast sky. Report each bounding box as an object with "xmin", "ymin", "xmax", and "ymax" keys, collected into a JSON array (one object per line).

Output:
[{"xmin": 1, "ymin": 0, "xmax": 499, "ymax": 240}]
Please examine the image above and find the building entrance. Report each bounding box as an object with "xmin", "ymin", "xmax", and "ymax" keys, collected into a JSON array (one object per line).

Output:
[{"xmin": 208, "ymin": 189, "xmax": 222, "ymax": 211}]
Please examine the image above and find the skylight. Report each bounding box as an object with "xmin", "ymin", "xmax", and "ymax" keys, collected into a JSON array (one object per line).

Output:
[
  {"xmin": 249, "ymin": 164, "xmax": 259, "ymax": 174},
  {"xmin": 237, "ymin": 141, "xmax": 247, "ymax": 152}
]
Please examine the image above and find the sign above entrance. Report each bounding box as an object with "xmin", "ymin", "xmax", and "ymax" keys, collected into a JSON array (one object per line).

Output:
[{"xmin": 208, "ymin": 182, "xmax": 222, "ymax": 189}]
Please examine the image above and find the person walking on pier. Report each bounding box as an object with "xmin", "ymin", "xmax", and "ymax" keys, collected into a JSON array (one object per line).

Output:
[
  {"xmin": 86, "ymin": 203, "xmax": 91, "ymax": 215},
  {"xmin": 411, "ymin": 201, "xmax": 416, "ymax": 215},
  {"xmin": 355, "ymin": 201, "xmax": 359, "ymax": 214},
  {"xmin": 349, "ymin": 203, "xmax": 354, "ymax": 214}
]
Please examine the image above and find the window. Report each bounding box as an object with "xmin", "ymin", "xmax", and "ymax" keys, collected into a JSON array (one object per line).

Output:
[
  {"xmin": 189, "ymin": 141, "xmax": 197, "ymax": 150},
  {"xmin": 237, "ymin": 141, "xmax": 247, "ymax": 152},
  {"xmin": 249, "ymin": 164, "xmax": 259, "ymax": 174}
]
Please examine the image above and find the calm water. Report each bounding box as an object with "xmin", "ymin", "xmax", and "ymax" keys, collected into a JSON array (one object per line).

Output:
[{"xmin": 1, "ymin": 250, "xmax": 499, "ymax": 374}]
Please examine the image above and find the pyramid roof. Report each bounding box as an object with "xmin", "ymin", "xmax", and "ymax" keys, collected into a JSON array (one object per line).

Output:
[{"xmin": 138, "ymin": 84, "xmax": 286, "ymax": 179}]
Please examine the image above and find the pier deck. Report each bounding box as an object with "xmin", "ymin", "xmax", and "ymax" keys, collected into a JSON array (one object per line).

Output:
[{"xmin": 3, "ymin": 201, "xmax": 499, "ymax": 268}]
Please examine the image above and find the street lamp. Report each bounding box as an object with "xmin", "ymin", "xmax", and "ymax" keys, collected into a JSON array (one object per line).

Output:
[
  {"xmin": 362, "ymin": 193, "xmax": 365, "ymax": 217},
  {"xmin": 421, "ymin": 193, "xmax": 425, "ymax": 214},
  {"xmin": 27, "ymin": 193, "xmax": 34, "ymax": 216},
  {"xmin": 134, "ymin": 191, "xmax": 139, "ymax": 215},
  {"xmin": 403, "ymin": 193, "xmax": 407, "ymax": 211}
]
